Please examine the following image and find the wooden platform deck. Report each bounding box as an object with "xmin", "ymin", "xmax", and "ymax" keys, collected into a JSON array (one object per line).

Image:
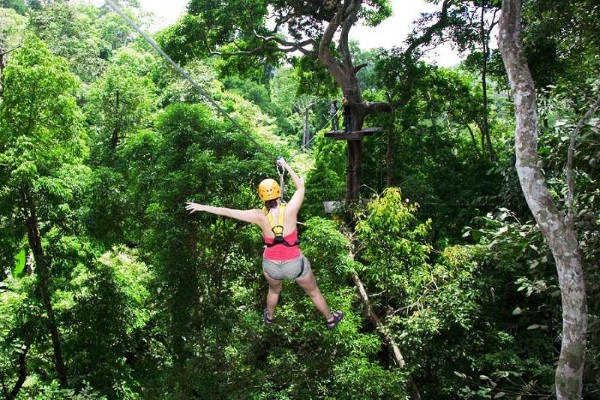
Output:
[{"xmin": 324, "ymin": 127, "xmax": 383, "ymax": 141}]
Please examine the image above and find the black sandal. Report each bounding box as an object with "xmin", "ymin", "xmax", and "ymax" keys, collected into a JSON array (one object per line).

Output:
[
  {"xmin": 326, "ymin": 311, "xmax": 344, "ymax": 330},
  {"xmin": 263, "ymin": 308, "xmax": 273, "ymax": 325}
]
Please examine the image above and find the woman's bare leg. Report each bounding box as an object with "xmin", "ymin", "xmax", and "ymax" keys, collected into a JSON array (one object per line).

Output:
[
  {"xmin": 263, "ymin": 271, "xmax": 282, "ymax": 320},
  {"xmin": 295, "ymin": 271, "xmax": 333, "ymax": 320}
]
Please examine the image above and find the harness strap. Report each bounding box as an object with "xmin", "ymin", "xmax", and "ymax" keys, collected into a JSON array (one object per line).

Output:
[
  {"xmin": 265, "ymin": 203, "xmax": 285, "ymax": 235},
  {"xmin": 264, "ymin": 203, "xmax": 300, "ymax": 248}
]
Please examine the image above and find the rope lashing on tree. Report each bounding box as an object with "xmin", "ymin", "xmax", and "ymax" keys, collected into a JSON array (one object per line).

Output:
[{"xmin": 104, "ymin": 0, "xmax": 275, "ymax": 162}]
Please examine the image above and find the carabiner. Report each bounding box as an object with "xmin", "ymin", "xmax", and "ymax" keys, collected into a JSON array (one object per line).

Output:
[{"xmin": 276, "ymin": 156, "xmax": 285, "ymax": 178}]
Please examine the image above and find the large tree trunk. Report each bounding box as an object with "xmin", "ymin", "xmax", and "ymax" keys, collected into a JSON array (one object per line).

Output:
[
  {"xmin": 19, "ymin": 187, "xmax": 68, "ymax": 387},
  {"xmin": 479, "ymin": 8, "xmax": 491, "ymax": 161},
  {"xmin": 346, "ymin": 140, "xmax": 361, "ymax": 201},
  {"xmin": 318, "ymin": 0, "xmax": 363, "ymax": 203},
  {"xmin": 498, "ymin": 2, "xmax": 587, "ymax": 399},
  {"xmin": 317, "ymin": 0, "xmax": 391, "ymax": 202}
]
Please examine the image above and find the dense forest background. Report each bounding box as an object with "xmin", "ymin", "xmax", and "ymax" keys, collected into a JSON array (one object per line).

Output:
[{"xmin": 0, "ymin": 0, "xmax": 598, "ymax": 399}]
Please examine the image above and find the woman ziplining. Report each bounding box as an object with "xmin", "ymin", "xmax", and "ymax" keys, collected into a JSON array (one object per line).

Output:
[
  {"xmin": 106, "ymin": 2, "xmax": 344, "ymax": 329},
  {"xmin": 185, "ymin": 158, "xmax": 344, "ymax": 329},
  {"xmin": 105, "ymin": 2, "xmax": 342, "ymax": 328}
]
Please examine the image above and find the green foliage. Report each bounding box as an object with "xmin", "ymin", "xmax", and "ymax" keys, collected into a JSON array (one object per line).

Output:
[
  {"xmin": 535, "ymin": 83, "xmax": 600, "ymax": 397},
  {"xmin": 223, "ymin": 75, "xmax": 295, "ymax": 135},
  {"xmin": 0, "ymin": 32, "xmax": 90, "ymax": 255},
  {"xmin": 95, "ymin": 6, "xmax": 138, "ymax": 57},
  {"xmin": 0, "ymin": 274, "xmax": 75, "ymax": 397},
  {"xmin": 270, "ymin": 67, "xmax": 300, "ymax": 112},
  {"xmin": 371, "ymin": 57, "xmax": 507, "ymax": 241},
  {"xmin": 304, "ymin": 135, "xmax": 347, "ymax": 217},
  {"xmin": 0, "ymin": 275, "xmax": 40, "ymax": 379},
  {"xmin": 64, "ymin": 246, "xmax": 153, "ymax": 398},
  {"xmin": 355, "ymin": 188, "xmax": 432, "ymax": 294},
  {"xmin": 159, "ymin": 5, "xmax": 282, "ymax": 78},
  {"xmin": 83, "ymin": 166, "xmax": 130, "ymax": 246},
  {"xmin": 291, "ymin": 53, "xmax": 338, "ymax": 97},
  {"xmin": 350, "ymin": 189, "xmax": 558, "ymax": 398},
  {"xmin": 28, "ymin": 1, "xmax": 111, "ymax": 82},
  {"xmin": 212, "ymin": 216, "xmax": 409, "ymax": 399},
  {"xmin": 24, "ymin": 380, "xmax": 107, "ymax": 399},
  {"xmin": 1, "ymin": 0, "xmax": 28, "ymax": 14},
  {"xmin": 112, "ymin": 101, "xmax": 274, "ymax": 398},
  {"xmin": 12, "ymin": 249, "xmax": 25, "ymax": 277},
  {"xmin": 1, "ymin": 33, "xmax": 86, "ymax": 176},
  {"xmin": 351, "ymin": 44, "xmax": 383, "ymax": 92},
  {"xmin": 521, "ymin": 0, "xmax": 600, "ymax": 90},
  {"xmin": 301, "ymin": 217, "xmax": 351, "ymax": 276},
  {"xmin": 171, "ymin": 0, "xmax": 390, "ymax": 91},
  {"xmin": 153, "ymin": 58, "xmax": 222, "ymax": 107},
  {"xmin": 0, "ymin": 7, "xmax": 27, "ymax": 58},
  {"xmin": 2, "ymin": 0, "xmax": 597, "ymax": 397},
  {"xmin": 460, "ymin": 210, "xmax": 561, "ymax": 397},
  {"xmin": 186, "ymin": 0, "xmax": 268, "ymax": 47},
  {"xmin": 84, "ymin": 47, "xmax": 157, "ymax": 164}
]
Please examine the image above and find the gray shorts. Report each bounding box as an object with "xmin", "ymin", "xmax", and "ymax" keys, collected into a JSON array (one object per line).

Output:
[{"xmin": 262, "ymin": 255, "xmax": 311, "ymax": 280}]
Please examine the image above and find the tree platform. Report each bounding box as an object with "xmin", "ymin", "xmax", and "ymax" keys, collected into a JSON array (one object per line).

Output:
[{"xmin": 324, "ymin": 127, "xmax": 383, "ymax": 141}]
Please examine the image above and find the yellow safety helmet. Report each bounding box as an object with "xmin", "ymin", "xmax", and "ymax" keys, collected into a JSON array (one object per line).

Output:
[{"xmin": 258, "ymin": 178, "xmax": 280, "ymax": 201}]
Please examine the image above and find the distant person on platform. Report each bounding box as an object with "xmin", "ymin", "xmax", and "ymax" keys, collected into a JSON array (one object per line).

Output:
[
  {"xmin": 329, "ymin": 99, "xmax": 339, "ymax": 131},
  {"xmin": 342, "ymin": 97, "xmax": 352, "ymax": 132}
]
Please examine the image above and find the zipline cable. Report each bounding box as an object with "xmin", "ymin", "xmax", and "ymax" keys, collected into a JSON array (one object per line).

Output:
[{"xmin": 104, "ymin": 0, "xmax": 275, "ymax": 162}]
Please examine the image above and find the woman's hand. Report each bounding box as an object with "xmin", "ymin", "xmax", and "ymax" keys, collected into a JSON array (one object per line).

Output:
[
  {"xmin": 277, "ymin": 157, "xmax": 289, "ymax": 169},
  {"xmin": 185, "ymin": 202, "xmax": 204, "ymax": 213}
]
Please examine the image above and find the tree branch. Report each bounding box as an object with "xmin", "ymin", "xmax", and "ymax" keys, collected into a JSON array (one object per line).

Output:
[
  {"xmin": 346, "ymin": 230, "xmax": 421, "ymax": 399},
  {"xmin": 253, "ymin": 31, "xmax": 315, "ymax": 55},
  {"xmin": 318, "ymin": 0, "xmax": 348, "ymax": 80},
  {"xmin": 338, "ymin": 0, "xmax": 361, "ymax": 68},
  {"xmin": 351, "ymin": 271, "xmax": 422, "ymax": 399},
  {"xmin": 403, "ymin": 0, "xmax": 452, "ymax": 62},
  {"xmin": 366, "ymin": 101, "xmax": 393, "ymax": 114},
  {"xmin": 351, "ymin": 271, "xmax": 405, "ymax": 367},
  {"xmin": 354, "ymin": 62, "xmax": 368, "ymax": 74},
  {"xmin": 7, "ymin": 344, "xmax": 28, "ymax": 400},
  {"xmin": 208, "ymin": 33, "xmax": 315, "ymax": 57}
]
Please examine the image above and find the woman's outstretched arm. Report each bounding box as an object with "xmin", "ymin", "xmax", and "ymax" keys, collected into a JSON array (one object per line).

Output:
[
  {"xmin": 277, "ymin": 158, "xmax": 304, "ymax": 210},
  {"xmin": 185, "ymin": 202, "xmax": 263, "ymax": 224}
]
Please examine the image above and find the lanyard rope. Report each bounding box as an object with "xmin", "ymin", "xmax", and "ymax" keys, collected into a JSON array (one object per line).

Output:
[{"xmin": 276, "ymin": 157, "xmax": 286, "ymax": 202}]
